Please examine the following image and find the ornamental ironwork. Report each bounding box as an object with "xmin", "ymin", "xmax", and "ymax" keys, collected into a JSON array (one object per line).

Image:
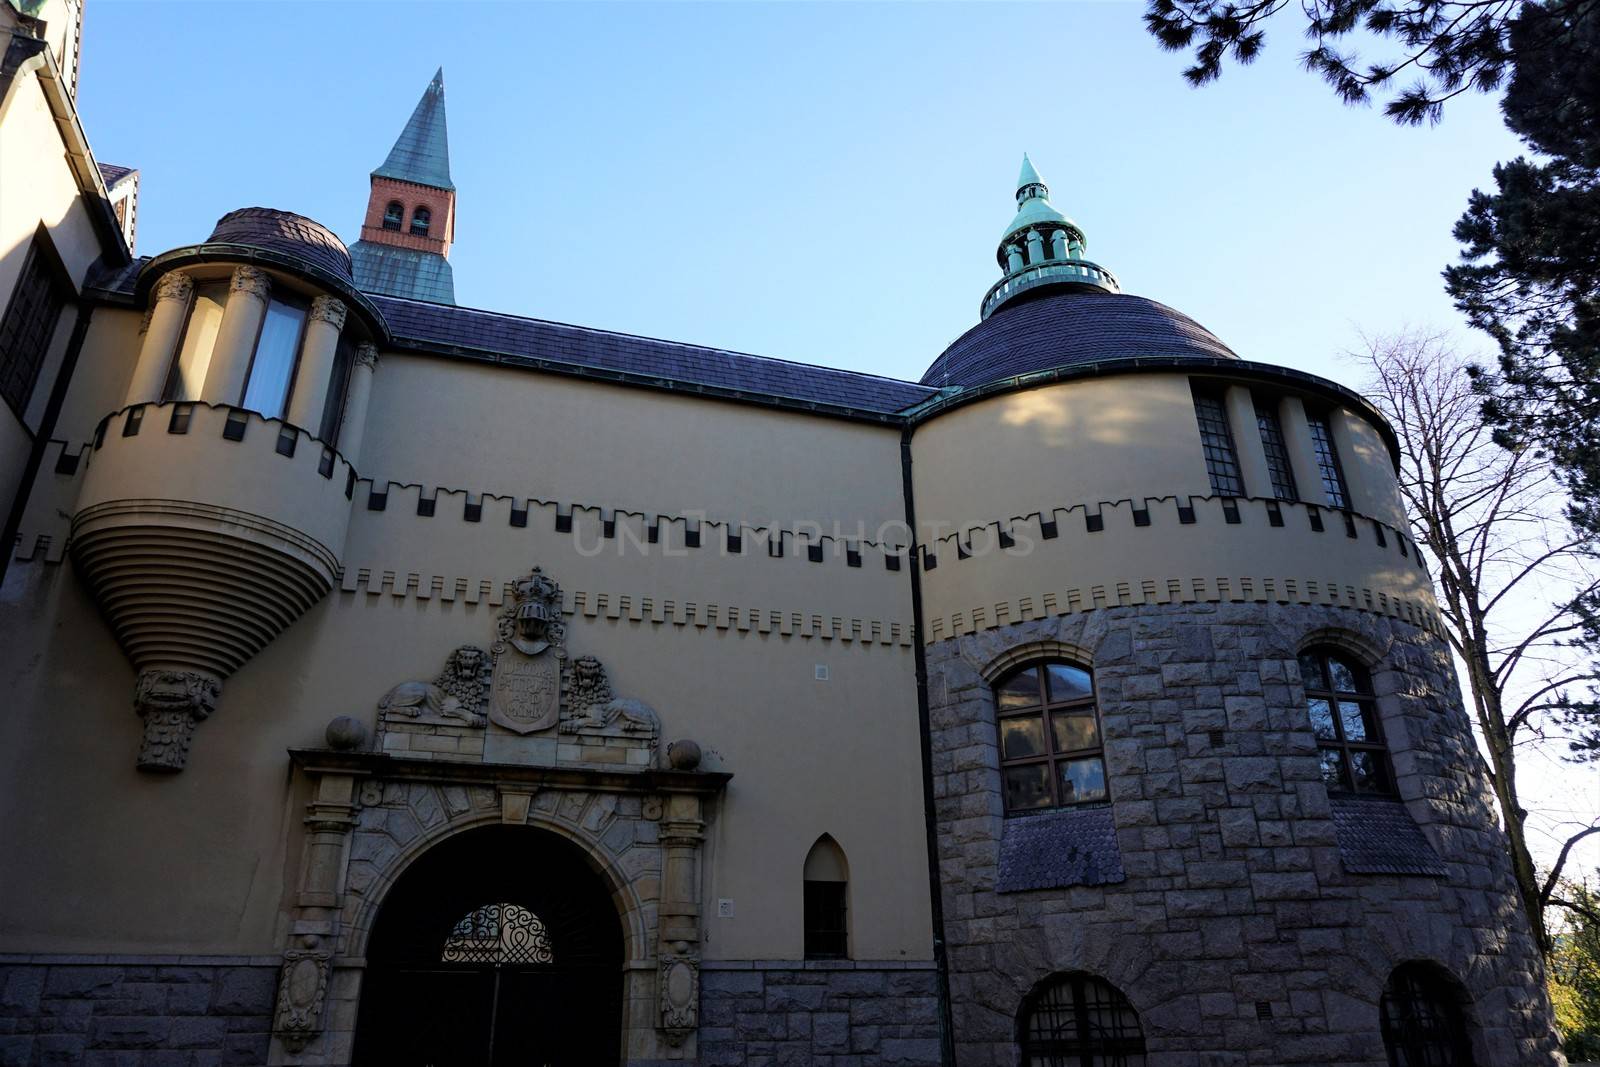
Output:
[{"xmin": 441, "ymin": 903, "xmax": 555, "ymax": 966}]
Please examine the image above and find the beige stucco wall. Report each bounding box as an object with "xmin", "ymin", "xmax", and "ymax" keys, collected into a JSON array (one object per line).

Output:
[
  {"xmin": 0, "ymin": 60, "xmax": 101, "ymax": 517},
  {"xmin": 910, "ymin": 375, "xmax": 1434, "ymax": 642},
  {"xmin": 0, "ymin": 331, "xmax": 932, "ymax": 965}
]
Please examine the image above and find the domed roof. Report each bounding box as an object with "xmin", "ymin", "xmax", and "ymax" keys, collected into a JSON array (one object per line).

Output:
[
  {"xmin": 921, "ymin": 290, "xmax": 1237, "ymax": 388},
  {"xmin": 206, "ymin": 208, "xmax": 354, "ymax": 285}
]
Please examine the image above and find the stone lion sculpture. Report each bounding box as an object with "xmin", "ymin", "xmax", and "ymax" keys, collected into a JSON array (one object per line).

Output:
[
  {"xmin": 378, "ymin": 645, "xmax": 493, "ymax": 726},
  {"xmin": 562, "ymin": 654, "xmax": 659, "ymax": 735}
]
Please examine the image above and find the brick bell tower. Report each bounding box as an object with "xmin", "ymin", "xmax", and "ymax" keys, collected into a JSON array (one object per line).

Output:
[{"xmin": 349, "ymin": 68, "xmax": 457, "ymax": 304}]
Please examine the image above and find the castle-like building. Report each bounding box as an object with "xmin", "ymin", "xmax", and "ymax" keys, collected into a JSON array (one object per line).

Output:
[{"xmin": 0, "ymin": 4, "xmax": 1563, "ymax": 1065}]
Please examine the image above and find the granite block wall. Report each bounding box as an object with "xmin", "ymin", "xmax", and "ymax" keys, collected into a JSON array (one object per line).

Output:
[
  {"xmin": 698, "ymin": 963, "xmax": 942, "ymax": 1067},
  {"xmin": 0, "ymin": 957, "xmax": 276, "ymax": 1067},
  {"xmin": 927, "ymin": 601, "xmax": 1561, "ymax": 1066}
]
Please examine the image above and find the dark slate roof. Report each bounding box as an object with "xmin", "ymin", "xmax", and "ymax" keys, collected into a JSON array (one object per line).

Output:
[
  {"xmin": 85, "ymin": 255, "xmax": 149, "ymax": 295},
  {"xmin": 372, "ymin": 295, "xmax": 937, "ymax": 415},
  {"xmin": 921, "ymin": 290, "xmax": 1238, "ymax": 388},
  {"xmin": 996, "ymin": 806, "xmax": 1126, "ymax": 892},
  {"xmin": 373, "ymin": 69, "xmax": 453, "ymax": 191},
  {"xmin": 98, "ymin": 162, "xmax": 136, "ymax": 190},
  {"xmin": 207, "ymin": 208, "xmax": 354, "ymax": 285},
  {"xmin": 1330, "ymin": 796, "xmax": 1450, "ymax": 877},
  {"xmin": 351, "ymin": 242, "xmax": 456, "ymax": 305}
]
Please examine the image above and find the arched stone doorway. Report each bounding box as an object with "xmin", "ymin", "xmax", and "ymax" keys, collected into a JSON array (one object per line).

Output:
[{"xmin": 351, "ymin": 824, "xmax": 625, "ymax": 1066}]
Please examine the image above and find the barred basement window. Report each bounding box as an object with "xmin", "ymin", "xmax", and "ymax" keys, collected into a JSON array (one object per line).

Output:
[
  {"xmin": 995, "ymin": 661, "xmax": 1106, "ymax": 813},
  {"xmin": 382, "ymin": 201, "xmax": 403, "ymax": 231},
  {"xmin": 0, "ymin": 237, "xmax": 68, "ymax": 418},
  {"xmin": 1019, "ymin": 972, "xmax": 1146, "ymax": 1067},
  {"xmin": 1379, "ymin": 963, "xmax": 1476, "ymax": 1066},
  {"xmin": 1300, "ymin": 646, "xmax": 1392, "ymax": 794},
  {"xmin": 1254, "ymin": 397, "xmax": 1299, "ymax": 501},
  {"xmin": 1191, "ymin": 385, "xmax": 1244, "ymax": 496},
  {"xmin": 1306, "ymin": 412, "xmax": 1350, "ymax": 508},
  {"xmin": 803, "ymin": 834, "xmax": 849, "ymax": 959}
]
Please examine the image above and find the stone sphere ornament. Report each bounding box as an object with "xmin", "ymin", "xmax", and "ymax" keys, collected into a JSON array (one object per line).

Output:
[
  {"xmin": 666, "ymin": 739, "xmax": 702, "ymax": 770},
  {"xmin": 325, "ymin": 715, "xmax": 369, "ymax": 751}
]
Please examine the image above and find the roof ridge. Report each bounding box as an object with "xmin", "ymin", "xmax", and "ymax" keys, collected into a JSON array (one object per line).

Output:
[{"xmin": 370, "ymin": 293, "xmax": 927, "ymax": 388}]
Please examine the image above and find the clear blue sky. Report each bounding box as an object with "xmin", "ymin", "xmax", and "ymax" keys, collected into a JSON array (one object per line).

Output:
[{"xmin": 80, "ymin": 1, "xmax": 1521, "ymax": 385}]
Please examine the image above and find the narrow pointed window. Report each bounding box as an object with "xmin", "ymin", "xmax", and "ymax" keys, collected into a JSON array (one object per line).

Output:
[
  {"xmin": 411, "ymin": 206, "xmax": 432, "ymax": 237},
  {"xmin": 382, "ymin": 201, "xmax": 403, "ymax": 232},
  {"xmin": 803, "ymin": 835, "xmax": 849, "ymax": 959}
]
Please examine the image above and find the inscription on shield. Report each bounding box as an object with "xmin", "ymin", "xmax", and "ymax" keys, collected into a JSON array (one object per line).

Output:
[{"xmin": 490, "ymin": 653, "xmax": 560, "ymax": 734}]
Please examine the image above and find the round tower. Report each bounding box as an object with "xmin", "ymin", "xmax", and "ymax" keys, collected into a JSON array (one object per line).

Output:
[
  {"xmin": 71, "ymin": 208, "xmax": 385, "ymax": 771},
  {"xmin": 909, "ymin": 159, "xmax": 1560, "ymax": 1065}
]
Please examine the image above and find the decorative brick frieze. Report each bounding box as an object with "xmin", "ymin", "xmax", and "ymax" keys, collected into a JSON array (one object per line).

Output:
[{"xmin": 926, "ymin": 602, "xmax": 1561, "ymax": 1066}]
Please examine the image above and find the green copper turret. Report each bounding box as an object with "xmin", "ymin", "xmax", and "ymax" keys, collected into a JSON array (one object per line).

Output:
[{"xmin": 981, "ymin": 154, "xmax": 1118, "ymax": 319}]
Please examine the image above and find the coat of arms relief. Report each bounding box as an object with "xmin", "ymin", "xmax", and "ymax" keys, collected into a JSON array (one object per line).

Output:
[{"xmin": 374, "ymin": 566, "xmax": 660, "ymax": 761}]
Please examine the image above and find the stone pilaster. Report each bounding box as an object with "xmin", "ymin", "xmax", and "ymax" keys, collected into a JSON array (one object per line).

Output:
[
  {"xmin": 335, "ymin": 342, "xmax": 379, "ymax": 468},
  {"xmin": 123, "ymin": 271, "xmax": 193, "ymax": 405},
  {"xmin": 656, "ymin": 793, "xmax": 703, "ymax": 1046},
  {"xmin": 200, "ymin": 265, "xmax": 272, "ymax": 406},
  {"xmin": 286, "ymin": 295, "xmax": 348, "ymax": 434}
]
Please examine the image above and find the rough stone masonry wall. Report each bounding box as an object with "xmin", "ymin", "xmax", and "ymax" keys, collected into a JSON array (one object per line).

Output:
[
  {"xmin": 928, "ymin": 602, "xmax": 1561, "ymax": 1067},
  {"xmin": 698, "ymin": 962, "xmax": 942, "ymax": 1067},
  {"xmin": 0, "ymin": 957, "xmax": 276, "ymax": 1067}
]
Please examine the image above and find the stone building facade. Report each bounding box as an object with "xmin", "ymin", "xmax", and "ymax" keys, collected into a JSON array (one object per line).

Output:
[{"xmin": 0, "ymin": 6, "xmax": 1564, "ymax": 1066}]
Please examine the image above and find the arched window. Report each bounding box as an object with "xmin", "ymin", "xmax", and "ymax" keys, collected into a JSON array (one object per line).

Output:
[
  {"xmin": 410, "ymin": 205, "xmax": 432, "ymax": 236},
  {"xmin": 1379, "ymin": 963, "xmax": 1476, "ymax": 1066},
  {"xmin": 382, "ymin": 201, "xmax": 403, "ymax": 231},
  {"xmin": 1019, "ymin": 972, "xmax": 1146, "ymax": 1066},
  {"xmin": 995, "ymin": 661, "xmax": 1106, "ymax": 812},
  {"xmin": 1299, "ymin": 646, "xmax": 1392, "ymax": 794},
  {"xmin": 803, "ymin": 835, "xmax": 849, "ymax": 959},
  {"xmin": 441, "ymin": 902, "xmax": 554, "ymax": 966}
]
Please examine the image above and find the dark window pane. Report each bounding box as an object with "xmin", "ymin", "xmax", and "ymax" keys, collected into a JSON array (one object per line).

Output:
[
  {"xmin": 1004, "ymin": 764, "xmax": 1052, "ymax": 811},
  {"xmin": 0, "ymin": 240, "xmax": 66, "ymax": 417},
  {"xmin": 1349, "ymin": 750, "xmax": 1388, "ymax": 793},
  {"xmin": 1001, "ymin": 715, "xmax": 1046, "ymax": 759},
  {"xmin": 1058, "ymin": 757, "xmax": 1106, "ymax": 805},
  {"xmin": 1319, "ymin": 747, "xmax": 1346, "ymax": 789},
  {"xmin": 319, "ymin": 336, "xmax": 354, "ymax": 442},
  {"xmin": 1328, "ymin": 656, "xmax": 1363, "ymax": 693},
  {"xmin": 1308, "ymin": 699, "xmax": 1337, "ymax": 739},
  {"xmin": 803, "ymin": 880, "xmax": 848, "ymax": 959},
  {"xmin": 1298, "ymin": 652, "xmax": 1326, "ymax": 691},
  {"xmin": 1192, "ymin": 387, "xmax": 1245, "ymax": 496},
  {"xmin": 1307, "ymin": 414, "xmax": 1350, "ymax": 509},
  {"xmin": 1256, "ymin": 398, "xmax": 1299, "ymax": 501},
  {"xmin": 1044, "ymin": 663, "xmax": 1092, "ymax": 702},
  {"xmin": 998, "ymin": 668, "xmax": 1042, "ymax": 709},
  {"xmin": 241, "ymin": 297, "xmax": 306, "ymax": 418},
  {"xmin": 1338, "ymin": 701, "xmax": 1370, "ymax": 741},
  {"xmin": 1051, "ymin": 711, "xmax": 1099, "ymax": 753}
]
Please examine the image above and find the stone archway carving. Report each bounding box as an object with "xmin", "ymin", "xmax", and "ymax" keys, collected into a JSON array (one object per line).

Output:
[{"xmin": 270, "ymin": 754, "xmax": 727, "ymax": 1065}]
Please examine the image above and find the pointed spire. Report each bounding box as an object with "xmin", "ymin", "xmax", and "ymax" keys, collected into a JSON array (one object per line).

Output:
[
  {"xmin": 373, "ymin": 68, "xmax": 453, "ymax": 191},
  {"xmin": 1017, "ymin": 153, "xmax": 1044, "ymax": 194}
]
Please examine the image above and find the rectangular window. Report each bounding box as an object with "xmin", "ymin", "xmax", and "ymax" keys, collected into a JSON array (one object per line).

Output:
[
  {"xmin": 996, "ymin": 662, "xmax": 1107, "ymax": 812},
  {"xmin": 0, "ymin": 239, "xmax": 68, "ymax": 420},
  {"xmin": 803, "ymin": 881, "xmax": 848, "ymax": 959},
  {"xmin": 1254, "ymin": 397, "xmax": 1299, "ymax": 501},
  {"xmin": 162, "ymin": 281, "xmax": 227, "ymax": 402},
  {"xmin": 240, "ymin": 294, "xmax": 308, "ymax": 419},
  {"xmin": 318, "ymin": 336, "xmax": 355, "ymax": 443},
  {"xmin": 1191, "ymin": 385, "xmax": 1245, "ymax": 496},
  {"xmin": 1307, "ymin": 413, "xmax": 1350, "ymax": 508}
]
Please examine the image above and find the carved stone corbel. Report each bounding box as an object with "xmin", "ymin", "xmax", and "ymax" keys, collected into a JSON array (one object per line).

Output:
[
  {"xmin": 133, "ymin": 668, "xmax": 220, "ymax": 772},
  {"xmin": 273, "ymin": 945, "xmax": 333, "ymax": 1052},
  {"xmin": 309, "ymin": 294, "xmax": 348, "ymax": 332}
]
